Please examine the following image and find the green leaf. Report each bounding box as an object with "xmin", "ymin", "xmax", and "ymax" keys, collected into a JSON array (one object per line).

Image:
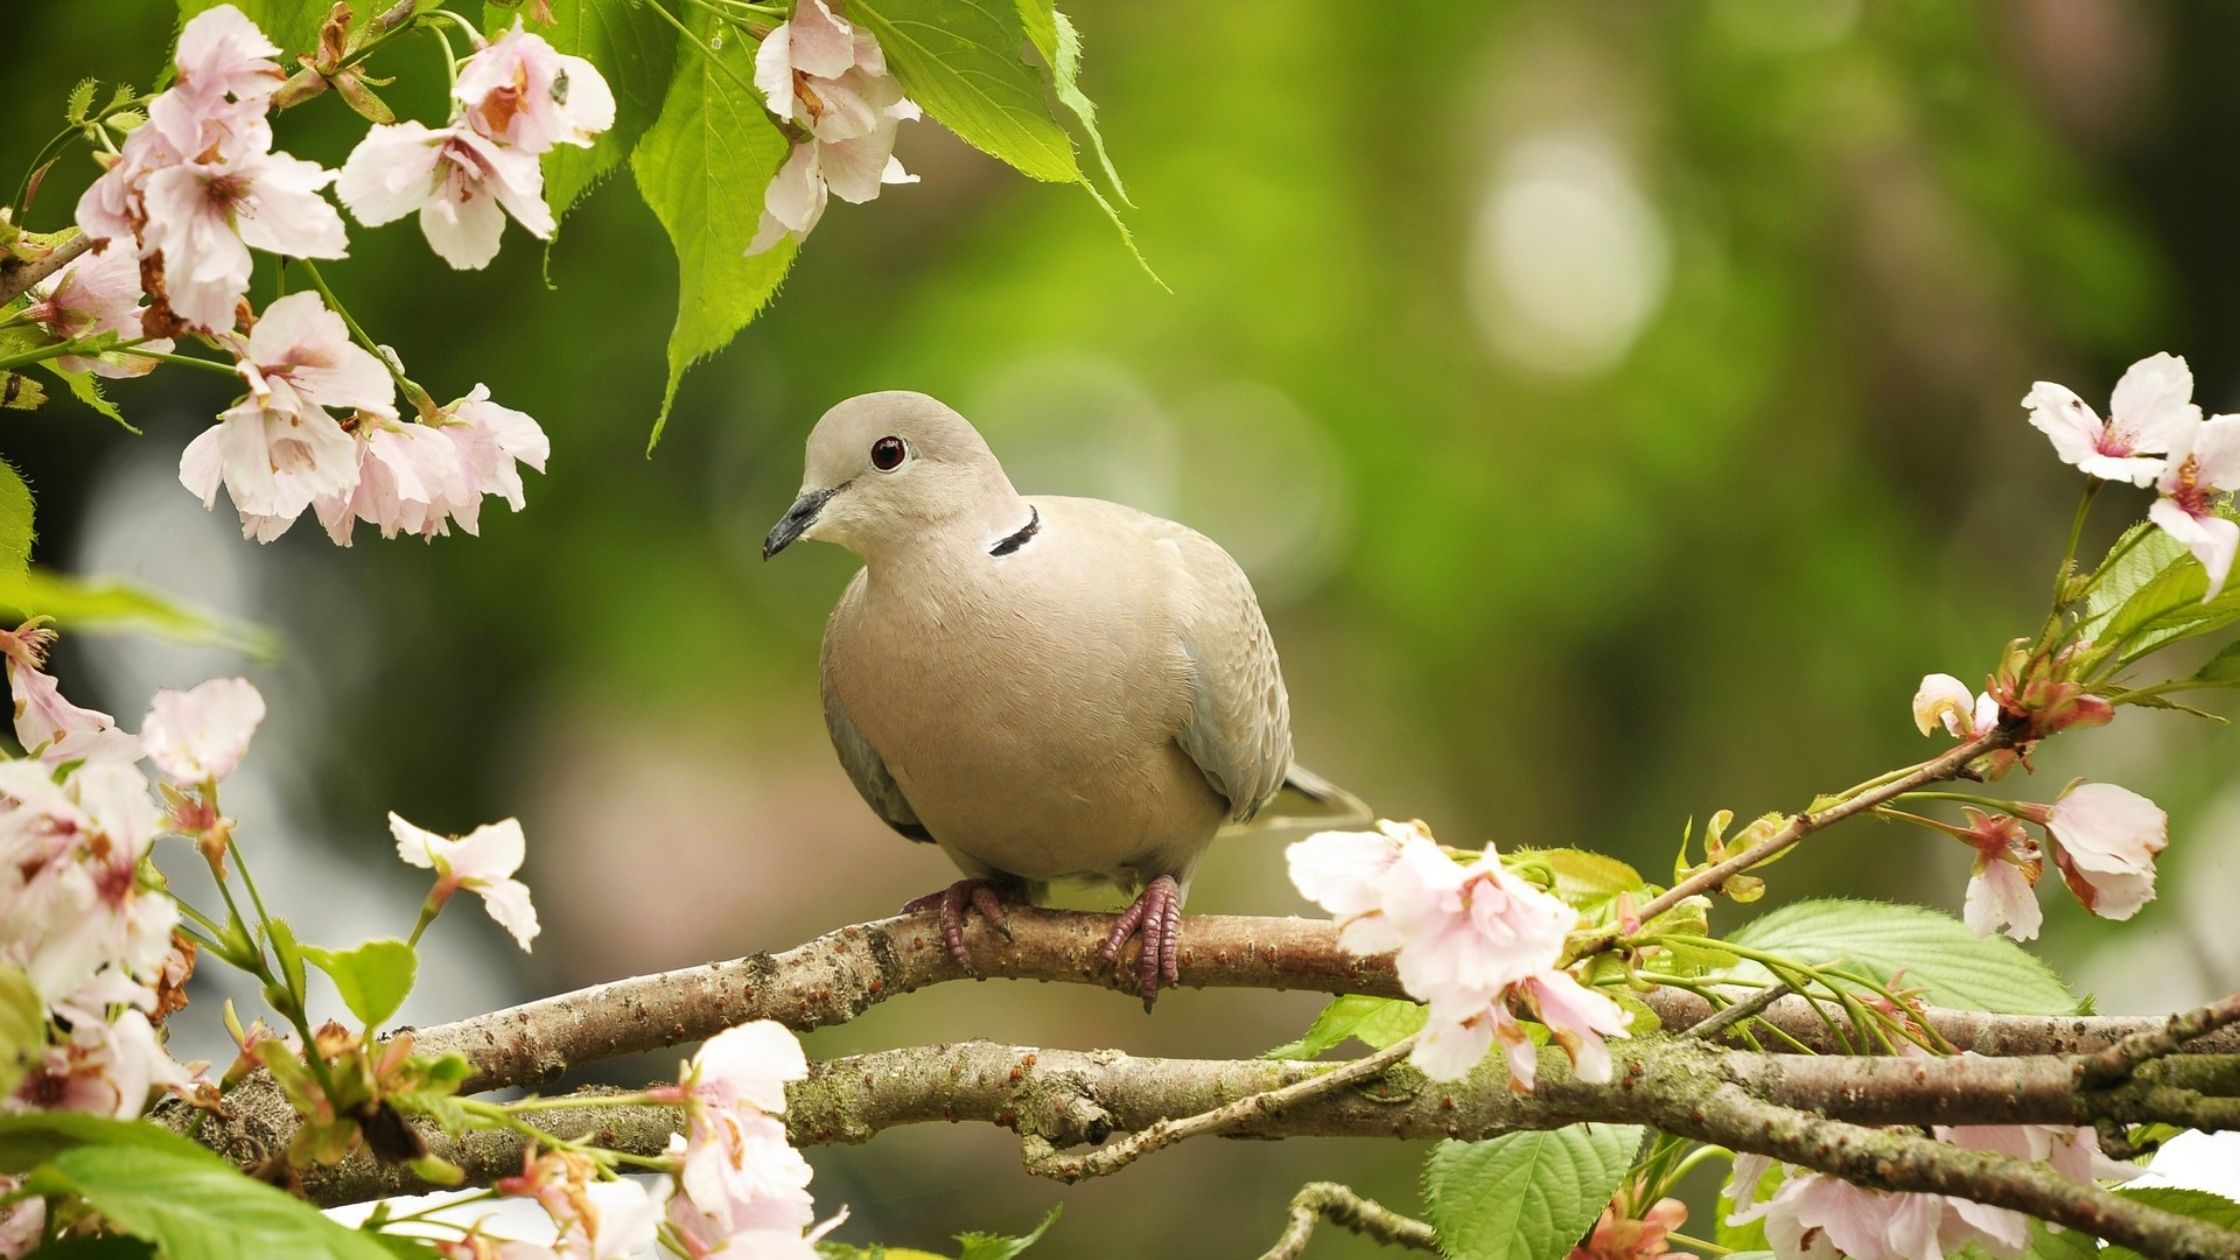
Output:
[
  {"xmin": 37, "ymin": 362, "xmax": 138, "ymax": 431},
  {"xmin": 0, "ymin": 460, "xmax": 33, "ymax": 581},
  {"xmin": 957, "ymin": 1206, "xmax": 1061, "ymax": 1260},
  {"xmin": 2085, "ymin": 523, "xmax": 2187, "ymax": 627},
  {"xmin": 1265, "ymin": 995, "xmax": 1427, "ymax": 1060},
  {"xmin": 26, "ymin": 1145, "xmax": 399, "ymax": 1260},
  {"xmin": 1728, "ymin": 899, "xmax": 2074, "ymax": 1015},
  {"xmin": 0, "ymin": 568, "xmax": 274, "ymax": 655},
  {"xmin": 66, "ymin": 79, "xmax": 98, "ymax": 125},
  {"xmin": 266, "ymin": 918, "xmax": 309, "ymax": 1008},
  {"xmin": 176, "ymin": 0, "xmax": 334, "ymax": 55},
  {"xmin": 484, "ymin": 0, "xmax": 678, "ymax": 222},
  {"xmin": 302, "ymin": 938, "xmax": 417, "ymax": 1029},
  {"xmin": 629, "ymin": 6, "xmax": 796, "ymax": 449},
  {"xmin": 0, "ymin": 1112, "xmax": 227, "ymax": 1177},
  {"xmin": 0, "ymin": 965, "xmax": 43, "ymax": 1104},
  {"xmin": 21, "ymin": 1238, "xmax": 158, "ymax": 1258},
  {"xmin": 3, "ymin": 373, "xmax": 48, "ymax": 411},
  {"xmin": 1523, "ymin": 848, "xmax": 1646, "ymax": 908},
  {"xmin": 1423, "ymin": 1124, "xmax": 1643, "ymax": 1260},
  {"xmin": 2190, "ymin": 638, "xmax": 2240, "ymax": 685},
  {"xmin": 2104, "ymin": 1188, "xmax": 2240, "ymax": 1260},
  {"xmin": 1048, "ymin": 12, "xmax": 1127, "ymax": 203},
  {"xmin": 851, "ymin": 0, "xmax": 1078, "ymax": 183}
]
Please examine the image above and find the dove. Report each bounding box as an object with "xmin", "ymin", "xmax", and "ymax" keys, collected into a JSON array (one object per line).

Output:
[{"xmin": 763, "ymin": 391, "xmax": 1359, "ymax": 1006}]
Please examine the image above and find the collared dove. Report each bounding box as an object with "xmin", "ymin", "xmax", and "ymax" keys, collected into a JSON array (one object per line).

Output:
[{"xmin": 764, "ymin": 391, "xmax": 1362, "ymax": 1006}]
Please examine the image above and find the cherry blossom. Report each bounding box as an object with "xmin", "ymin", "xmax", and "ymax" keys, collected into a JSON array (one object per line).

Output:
[
  {"xmin": 1911, "ymin": 674, "xmax": 1997, "ymax": 741},
  {"xmin": 746, "ymin": 0, "xmax": 919, "ymax": 255},
  {"xmin": 0, "ymin": 1181, "xmax": 42, "ymax": 1260},
  {"xmin": 2023, "ymin": 353, "xmax": 2201, "ymax": 487},
  {"xmin": 0, "ymin": 761, "xmax": 174, "ymax": 1005},
  {"xmin": 141, "ymin": 678, "xmax": 266, "ymax": 784},
  {"xmin": 494, "ymin": 1151, "xmax": 659, "ymax": 1260},
  {"xmin": 390, "ymin": 813, "xmax": 541, "ymax": 949},
  {"xmin": 2148, "ymin": 413, "xmax": 2240, "ymax": 600},
  {"xmin": 137, "ymin": 124, "xmax": 348, "ymax": 332},
  {"xmin": 22, "ymin": 243, "xmax": 173, "ymax": 378},
  {"xmin": 149, "ymin": 4, "xmax": 285, "ymax": 151},
  {"xmin": 1957, "ymin": 810, "xmax": 2043, "ymax": 943},
  {"xmin": 315, "ymin": 386, "xmax": 550, "ymax": 544},
  {"xmin": 456, "ymin": 22, "xmax": 616, "ymax": 155},
  {"xmin": 11, "ymin": 1008, "xmax": 191, "ymax": 1121},
  {"xmin": 0, "ymin": 624, "xmax": 142, "ymax": 767},
  {"xmin": 179, "ymin": 290, "xmax": 391, "ymax": 534},
  {"xmin": 2020, "ymin": 783, "xmax": 2168, "ymax": 921},
  {"xmin": 1570, "ymin": 1198, "xmax": 1696, "ymax": 1260},
  {"xmin": 336, "ymin": 122, "xmax": 554, "ymax": 270}
]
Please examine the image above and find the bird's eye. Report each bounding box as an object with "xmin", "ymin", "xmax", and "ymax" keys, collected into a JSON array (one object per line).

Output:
[{"xmin": 870, "ymin": 436, "xmax": 907, "ymax": 471}]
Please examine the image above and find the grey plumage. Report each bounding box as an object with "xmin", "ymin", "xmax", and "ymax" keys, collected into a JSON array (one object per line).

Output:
[{"xmin": 766, "ymin": 391, "xmax": 1358, "ymax": 1003}]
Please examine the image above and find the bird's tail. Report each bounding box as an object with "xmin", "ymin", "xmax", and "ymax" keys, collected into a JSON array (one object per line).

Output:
[{"xmin": 1250, "ymin": 762, "xmax": 1375, "ymax": 830}]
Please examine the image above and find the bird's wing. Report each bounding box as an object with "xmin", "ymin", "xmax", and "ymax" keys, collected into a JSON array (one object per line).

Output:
[
  {"xmin": 1152, "ymin": 518, "xmax": 1293, "ymax": 824},
  {"xmin": 821, "ymin": 575, "xmax": 933, "ymax": 844}
]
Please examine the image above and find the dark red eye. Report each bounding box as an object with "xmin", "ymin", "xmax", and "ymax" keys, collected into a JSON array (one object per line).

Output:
[{"xmin": 870, "ymin": 436, "xmax": 907, "ymax": 471}]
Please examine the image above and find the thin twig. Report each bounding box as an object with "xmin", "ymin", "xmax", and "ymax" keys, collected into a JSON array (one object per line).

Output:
[
  {"xmin": 2081, "ymin": 989, "xmax": 2240, "ymax": 1088},
  {"xmin": 0, "ymin": 231, "xmax": 94, "ymax": 308},
  {"xmin": 1635, "ymin": 730, "xmax": 2006, "ymax": 924},
  {"xmin": 1685, "ymin": 982, "xmax": 1796, "ymax": 1041},
  {"xmin": 1256, "ymin": 1181, "xmax": 1439, "ymax": 1260},
  {"xmin": 1022, "ymin": 1034, "xmax": 1421, "ymax": 1182}
]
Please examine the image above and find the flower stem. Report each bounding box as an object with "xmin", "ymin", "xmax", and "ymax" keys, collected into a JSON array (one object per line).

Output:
[
  {"xmin": 296, "ymin": 258, "xmax": 436, "ymax": 416},
  {"xmin": 639, "ymin": 0, "xmax": 767, "ymax": 98},
  {"xmin": 114, "ymin": 346, "xmax": 240, "ymax": 376},
  {"xmin": 2051, "ymin": 480, "xmax": 2100, "ymax": 613},
  {"xmin": 504, "ymin": 1091, "xmax": 670, "ymax": 1114},
  {"xmin": 407, "ymin": 896, "xmax": 442, "ymax": 948},
  {"xmin": 1896, "ymin": 788, "xmax": 2017, "ymax": 813},
  {"xmin": 1667, "ymin": 1233, "xmax": 1732, "ymax": 1255}
]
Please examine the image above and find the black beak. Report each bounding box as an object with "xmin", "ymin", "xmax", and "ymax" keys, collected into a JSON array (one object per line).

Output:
[{"xmin": 762, "ymin": 488, "xmax": 834, "ymax": 559}]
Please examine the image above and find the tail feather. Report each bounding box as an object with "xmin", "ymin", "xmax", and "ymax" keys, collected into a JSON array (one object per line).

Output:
[{"xmin": 1243, "ymin": 762, "xmax": 1374, "ymax": 830}]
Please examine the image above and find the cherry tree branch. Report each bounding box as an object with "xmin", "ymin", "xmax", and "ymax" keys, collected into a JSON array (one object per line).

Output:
[
  {"xmin": 1634, "ymin": 729, "xmax": 2007, "ymax": 923},
  {"xmin": 286, "ymin": 1038, "xmax": 2240, "ymax": 1258},
  {"xmin": 0, "ymin": 231, "xmax": 91, "ymax": 308},
  {"xmin": 395, "ymin": 907, "xmax": 2240, "ymax": 1095},
  {"xmin": 1254, "ymin": 1182, "xmax": 1438, "ymax": 1260}
]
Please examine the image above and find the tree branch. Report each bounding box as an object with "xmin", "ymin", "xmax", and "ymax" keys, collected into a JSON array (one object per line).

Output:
[
  {"xmin": 1255, "ymin": 1182, "xmax": 1438, "ymax": 1260},
  {"xmin": 0, "ymin": 231, "xmax": 91, "ymax": 309},
  {"xmin": 292, "ymin": 1038, "xmax": 2240, "ymax": 1258}
]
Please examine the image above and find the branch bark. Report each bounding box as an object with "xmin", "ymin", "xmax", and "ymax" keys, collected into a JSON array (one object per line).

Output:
[
  {"xmin": 292, "ymin": 1039, "xmax": 2240, "ymax": 1258},
  {"xmin": 393, "ymin": 907, "xmax": 2240, "ymax": 1096},
  {"xmin": 0, "ymin": 231, "xmax": 91, "ymax": 309}
]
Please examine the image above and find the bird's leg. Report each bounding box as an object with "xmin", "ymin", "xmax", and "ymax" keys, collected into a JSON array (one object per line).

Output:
[
  {"xmin": 900, "ymin": 878, "xmax": 1013, "ymax": 972},
  {"xmin": 1097, "ymin": 874, "xmax": 1183, "ymax": 1011}
]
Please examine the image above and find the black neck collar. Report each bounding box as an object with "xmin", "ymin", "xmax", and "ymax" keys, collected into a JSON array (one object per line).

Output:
[{"xmin": 989, "ymin": 506, "xmax": 1041, "ymax": 557}]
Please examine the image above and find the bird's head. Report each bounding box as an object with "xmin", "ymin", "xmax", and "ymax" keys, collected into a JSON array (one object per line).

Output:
[{"xmin": 763, "ymin": 391, "xmax": 1023, "ymax": 561}]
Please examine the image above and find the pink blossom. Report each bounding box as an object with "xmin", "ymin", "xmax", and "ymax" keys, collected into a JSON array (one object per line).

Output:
[
  {"xmin": 22, "ymin": 244, "xmax": 173, "ymax": 378},
  {"xmin": 141, "ymin": 678, "xmax": 265, "ymax": 783},
  {"xmin": 2023, "ymin": 783, "xmax": 2167, "ymax": 921},
  {"xmin": 647, "ymin": 1021, "xmax": 837, "ymax": 1250},
  {"xmin": 149, "ymin": 5, "xmax": 284, "ymax": 151},
  {"xmin": 1952, "ymin": 809, "xmax": 2043, "ymax": 942},
  {"xmin": 456, "ymin": 22, "xmax": 616, "ymax": 155},
  {"xmin": 1911, "ymin": 674, "xmax": 1997, "ymax": 740},
  {"xmin": 2, "ymin": 629, "xmax": 142, "ymax": 768},
  {"xmin": 1378, "ymin": 841, "xmax": 1577, "ymax": 1004},
  {"xmin": 2023, "ymin": 353, "xmax": 2201, "ymax": 487},
  {"xmin": 661, "ymin": 1172, "xmax": 846, "ymax": 1260},
  {"xmin": 1514, "ymin": 970, "xmax": 1629, "ymax": 1084},
  {"xmin": 179, "ymin": 290, "xmax": 390, "ymax": 532},
  {"xmin": 746, "ymin": 0, "xmax": 918, "ymax": 255},
  {"xmin": 138, "ymin": 124, "xmax": 348, "ymax": 332},
  {"xmin": 2148, "ymin": 413, "xmax": 2240, "ymax": 600},
  {"xmin": 336, "ymin": 121, "xmax": 554, "ymax": 270},
  {"xmin": 1285, "ymin": 821, "xmax": 1422, "ymax": 953},
  {"xmin": 0, "ymin": 762, "xmax": 173, "ymax": 1005},
  {"xmin": 1571, "ymin": 1197, "xmax": 1697, "ymax": 1260},
  {"xmin": 390, "ymin": 813, "xmax": 540, "ymax": 950},
  {"xmin": 671, "ymin": 1020, "xmax": 808, "ymax": 1117},
  {"xmin": 315, "ymin": 386, "xmax": 549, "ymax": 545},
  {"xmin": 10, "ymin": 1008, "xmax": 191, "ymax": 1121},
  {"xmin": 0, "ymin": 1179, "xmax": 42, "ymax": 1260}
]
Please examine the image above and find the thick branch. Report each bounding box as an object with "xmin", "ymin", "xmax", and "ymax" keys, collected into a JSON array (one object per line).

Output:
[{"xmin": 299, "ymin": 1042, "xmax": 2240, "ymax": 1238}]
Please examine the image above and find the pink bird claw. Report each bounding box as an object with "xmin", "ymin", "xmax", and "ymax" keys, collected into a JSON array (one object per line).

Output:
[
  {"xmin": 902, "ymin": 878, "xmax": 1012, "ymax": 973},
  {"xmin": 1098, "ymin": 874, "xmax": 1183, "ymax": 1011}
]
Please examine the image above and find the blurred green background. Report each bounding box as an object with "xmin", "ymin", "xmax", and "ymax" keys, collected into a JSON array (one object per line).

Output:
[{"xmin": 7, "ymin": 0, "xmax": 2239, "ymax": 1253}]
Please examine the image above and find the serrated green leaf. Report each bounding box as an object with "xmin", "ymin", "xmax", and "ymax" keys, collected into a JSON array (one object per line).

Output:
[
  {"xmin": 0, "ymin": 1112, "xmax": 230, "ymax": 1177},
  {"xmin": 302, "ymin": 938, "xmax": 417, "ymax": 1029},
  {"xmin": 0, "ymin": 567, "xmax": 275, "ymax": 655},
  {"xmin": 1265, "ymin": 995, "xmax": 1427, "ymax": 1060},
  {"xmin": 1424, "ymin": 1124, "xmax": 1643, "ymax": 1260},
  {"xmin": 1524, "ymin": 848, "xmax": 1647, "ymax": 907},
  {"xmin": 0, "ymin": 965, "xmax": 42, "ymax": 1104},
  {"xmin": 2105, "ymin": 1188, "xmax": 2240, "ymax": 1260},
  {"xmin": 629, "ymin": 6, "xmax": 795, "ymax": 449},
  {"xmin": 1728, "ymin": 899, "xmax": 2074, "ymax": 1014},
  {"xmin": 956, "ymin": 1205, "xmax": 1060, "ymax": 1260},
  {"xmin": 852, "ymin": 0, "xmax": 1077, "ymax": 183},
  {"xmin": 1049, "ymin": 12, "xmax": 1127, "ymax": 203},
  {"xmin": 2190, "ymin": 638, "xmax": 2240, "ymax": 685},
  {"xmin": 485, "ymin": 0, "xmax": 678, "ymax": 222},
  {"xmin": 0, "ymin": 460, "xmax": 33, "ymax": 581},
  {"xmin": 37, "ymin": 361, "xmax": 139, "ymax": 431},
  {"xmin": 66, "ymin": 78, "xmax": 99, "ymax": 125},
  {"xmin": 27, "ymin": 1144, "xmax": 399, "ymax": 1260}
]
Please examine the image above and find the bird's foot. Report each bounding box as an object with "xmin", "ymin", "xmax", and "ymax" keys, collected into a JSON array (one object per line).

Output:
[
  {"xmin": 1097, "ymin": 874, "xmax": 1183, "ymax": 1011},
  {"xmin": 901, "ymin": 878, "xmax": 1013, "ymax": 973}
]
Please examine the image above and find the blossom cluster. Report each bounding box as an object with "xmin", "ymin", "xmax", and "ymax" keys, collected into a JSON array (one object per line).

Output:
[
  {"xmin": 1287, "ymin": 820, "xmax": 1629, "ymax": 1085},
  {"xmin": 57, "ymin": 5, "xmax": 573, "ymax": 545},
  {"xmin": 746, "ymin": 0, "xmax": 920, "ymax": 254},
  {"xmin": 1911, "ymin": 675, "xmax": 2168, "ymax": 941},
  {"xmin": 0, "ymin": 623, "xmax": 265, "ymax": 1130},
  {"xmin": 460, "ymin": 1022, "xmax": 841, "ymax": 1259},
  {"xmin": 2027, "ymin": 353, "xmax": 2240, "ymax": 596},
  {"xmin": 1730, "ymin": 1119, "xmax": 2133, "ymax": 1260}
]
